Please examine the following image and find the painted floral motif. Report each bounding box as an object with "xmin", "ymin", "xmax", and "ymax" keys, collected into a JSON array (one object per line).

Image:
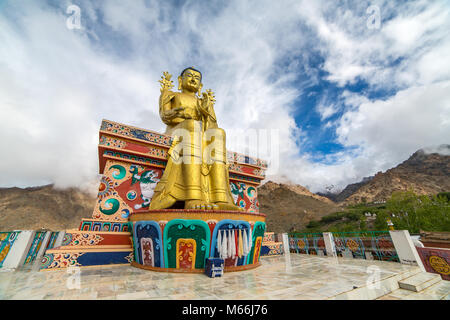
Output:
[
  {"xmin": 24, "ymin": 232, "xmax": 46, "ymax": 264},
  {"xmin": 0, "ymin": 232, "xmax": 19, "ymax": 267},
  {"xmin": 99, "ymin": 136, "xmax": 126, "ymax": 149},
  {"xmin": 253, "ymin": 237, "xmax": 262, "ymax": 263},
  {"xmin": 93, "ymin": 195, "xmax": 132, "ymax": 222},
  {"xmin": 346, "ymin": 239, "xmax": 360, "ymax": 252},
  {"xmin": 229, "ymin": 173, "xmax": 260, "ymax": 184},
  {"xmin": 297, "ymin": 239, "xmax": 306, "ymax": 249},
  {"xmin": 0, "ymin": 244, "xmax": 11, "ymax": 265},
  {"xmin": 103, "ymin": 150, "xmax": 167, "ymax": 167},
  {"xmin": 101, "ymin": 121, "xmax": 132, "ymax": 137},
  {"xmin": 267, "ymin": 243, "xmax": 283, "ymax": 255},
  {"xmin": 66, "ymin": 233, "xmax": 104, "ymax": 247},
  {"xmin": 176, "ymin": 239, "xmax": 196, "ymax": 269},
  {"xmin": 126, "ymin": 190, "xmax": 137, "ymax": 201},
  {"xmin": 226, "ymin": 151, "xmax": 267, "ymax": 168},
  {"xmin": 41, "ymin": 253, "xmax": 84, "ymax": 269},
  {"xmin": 97, "ymin": 176, "xmax": 114, "ymax": 199},
  {"xmin": 61, "ymin": 233, "xmax": 73, "ymax": 246},
  {"xmin": 125, "ymin": 252, "xmax": 134, "ymax": 263},
  {"xmin": 147, "ymin": 146, "xmax": 168, "ymax": 158},
  {"xmin": 100, "ymin": 120, "xmax": 172, "ymax": 146},
  {"xmin": 100, "ymin": 134, "xmax": 169, "ymax": 159},
  {"xmin": 141, "ymin": 238, "xmax": 154, "ymax": 266},
  {"xmin": 429, "ymin": 255, "xmax": 450, "ymax": 275},
  {"xmin": 229, "ymin": 163, "xmax": 265, "ymax": 177},
  {"xmin": 263, "ymin": 232, "xmax": 274, "ymax": 243}
]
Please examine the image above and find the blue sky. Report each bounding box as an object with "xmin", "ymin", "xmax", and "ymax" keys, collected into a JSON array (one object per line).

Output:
[
  {"xmin": 0, "ymin": 0, "xmax": 449, "ymax": 193},
  {"xmin": 295, "ymin": 69, "xmax": 398, "ymax": 163}
]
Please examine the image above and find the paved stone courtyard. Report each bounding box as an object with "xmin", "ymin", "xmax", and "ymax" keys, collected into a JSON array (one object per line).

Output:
[{"xmin": 0, "ymin": 254, "xmax": 448, "ymax": 300}]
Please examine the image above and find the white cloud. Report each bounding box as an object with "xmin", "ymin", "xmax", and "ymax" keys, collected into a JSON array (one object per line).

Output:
[
  {"xmin": 0, "ymin": 0, "xmax": 448, "ymax": 195},
  {"xmin": 316, "ymin": 102, "xmax": 338, "ymax": 121},
  {"xmin": 336, "ymin": 81, "xmax": 450, "ymax": 171},
  {"xmin": 423, "ymin": 145, "xmax": 450, "ymax": 156}
]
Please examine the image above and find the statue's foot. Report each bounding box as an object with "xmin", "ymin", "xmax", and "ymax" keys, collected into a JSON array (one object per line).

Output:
[
  {"xmin": 149, "ymin": 194, "xmax": 177, "ymax": 210},
  {"xmin": 214, "ymin": 202, "xmax": 245, "ymax": 211},
  {"xmin": 185, "ymin": 200, "xmax": 218, "ymax": 210}
]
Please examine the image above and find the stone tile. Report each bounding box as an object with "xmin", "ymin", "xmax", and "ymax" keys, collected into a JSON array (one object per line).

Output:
[
  {"xmin": 384, "ymin": 288, "xmax": 414, "ymax": 299},
  {"xmin": 402, "ymin": 292, "xmax": 437, "ymax": 300},
  {"xmin": 419, "ymin": 280, "xmax": 450, "ymax": 299},
  {"xmin": 399, "ymin": 273, "xmax": 441, "ymax": 292},
  {"xmin": 0, "ymin": 254, "xmax": 436, "ymax": 300},
  {"xmin": 96, "ymin": 289, "xmax": 117, "ymax": 298},
  {"xmin": 116, "ymin": 291, "xmax": 151, "ymax": 299},
  {"xmin": 377, "ymin": 294, "xmax": 401, "ymax": 300},
  {"xmin": 97, "ymin": 295, "xmax": 117, "ymax": 300}
]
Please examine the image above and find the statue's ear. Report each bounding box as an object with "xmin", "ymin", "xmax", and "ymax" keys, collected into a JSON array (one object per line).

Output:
[
  {"xmin": 177, "ymin": 76, "xmax": 182, "ymax": 91},
  {"xmin": 198, "ymin": 83, "xmax": 203, "ymax": 96}
]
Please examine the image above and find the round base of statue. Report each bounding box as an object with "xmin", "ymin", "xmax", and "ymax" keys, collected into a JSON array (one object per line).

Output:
[{"xmin": 130, "ymin": 209, "xmax": 266, "ymax": 273}]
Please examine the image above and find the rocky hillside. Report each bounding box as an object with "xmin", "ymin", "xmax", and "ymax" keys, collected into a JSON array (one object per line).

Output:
[
  {"xmin": 262, "ymin": 181, "xmax": 335, "ymax": 205},
  {"xmin": 0, "ymin": 184, "xmax": 95, "ymax": 231},
  {"xmin": 342, "ymin": 146, "xmax": 450, "ymax": 204},
  {"xmin": 258, "ymin": 181, "xmax": 341, "ymax": 233}
]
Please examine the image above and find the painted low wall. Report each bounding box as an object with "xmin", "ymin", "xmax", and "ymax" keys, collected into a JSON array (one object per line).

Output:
[
  {"xmin": 416, "ymin": 246, "xmax": 450, "ymax": 281},
  {"xmin": 0, "ymin": 232, "xmax": 21, "ymax": 268},
  {"xmin": 288, "ymin": 233, "xmax": 327, "ymax": 256},
  {"xmin": 288, "ymin": 231, "xmax": 400, "ymax": 262},
  {"xmin": 0, "ymin": 230, "xmax": 62, "ymax": 271},
  {"xmin": 23, "ymin": 231, "xmax": 47, "ymax": 265}
]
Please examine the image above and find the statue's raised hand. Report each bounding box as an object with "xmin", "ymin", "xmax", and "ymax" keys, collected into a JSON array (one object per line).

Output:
[
  {"xmin": 200, "ymin": 89, "xmax": 215, "ymax": 113},
  {"xmin": 201, "ymin": 92, "xmax": 210, "ymax": 110},
  {"xmin": 159, "ymin": 71, "xmax": 174, "ymax": 92},
  {"xmin": 198, "ymin": 89, "xmax": 217, "ymax": 127}
]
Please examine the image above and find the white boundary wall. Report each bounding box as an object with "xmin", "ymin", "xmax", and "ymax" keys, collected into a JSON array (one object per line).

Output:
[
  {"xmin": 323, "ymin": 232, "xmax": 337, "ymax": 257},
  {"xmin": 1, "ymin": 230, "xmax": 35, "ymax": 270},
  {"xmin": 389, "ymin": 230, "xmax": 426, "ymax": 272}
]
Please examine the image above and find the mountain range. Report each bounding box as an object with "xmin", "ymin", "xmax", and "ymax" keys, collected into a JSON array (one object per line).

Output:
[
  {"xmin": 0, "ymin": 145, "xmax": 448, "ymax": 233},
  {"xmin": 319, "ymin": 145, "xmax": 450, "ymax": 205}
]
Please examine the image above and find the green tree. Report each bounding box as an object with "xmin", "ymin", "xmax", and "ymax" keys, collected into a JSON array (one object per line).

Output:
[
  {"xmin": 383, "ymin": 190, "xmax": 450, "ymax": 233},
  {"xmin": 306, "ymin": 220, "xmax": 320, "ymax": 230},
  {"xmin": 374, "ymin": 210, "xmax": 389, "ymax": 230},
  {"xmin": 437, "ymin": 192, "xmax": 450, "ymax": 202}
]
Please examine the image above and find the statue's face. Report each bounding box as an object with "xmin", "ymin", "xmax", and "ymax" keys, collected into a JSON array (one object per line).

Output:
[{"xmin": 180, "ymin": 69, "xmax": 202, "ymax": 92}]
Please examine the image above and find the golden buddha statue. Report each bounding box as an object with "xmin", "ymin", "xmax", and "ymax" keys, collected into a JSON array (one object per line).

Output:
[{"xmin": 149, "ymin": 67, "xmax": 242, "ymax": 211}]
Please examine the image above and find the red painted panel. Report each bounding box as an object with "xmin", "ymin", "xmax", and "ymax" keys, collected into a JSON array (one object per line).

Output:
[
  {"xmin": 416, "ymin": 247, "xmax": 450, "ymax": 281},
  {"xmin": 98, "ymin": 233, "xmax": 132, "ymax": 246},
  {"xmin": 124, "ymin": 141, "xmax": 152, "ymax": 154}
]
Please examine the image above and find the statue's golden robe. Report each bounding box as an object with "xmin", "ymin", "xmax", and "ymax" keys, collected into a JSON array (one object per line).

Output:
[{"xmin": 149, "ymin": 90, "xmax": 236, "ymax": 210}]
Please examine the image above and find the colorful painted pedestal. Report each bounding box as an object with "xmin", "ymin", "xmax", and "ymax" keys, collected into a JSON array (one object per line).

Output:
[
  {"xmin": 130, "ymin": 210, "xmax": 266, "ymax": 272},
  {"xmin": 41, "ymin": 119, "xmax": 267, "ymax": 271}
]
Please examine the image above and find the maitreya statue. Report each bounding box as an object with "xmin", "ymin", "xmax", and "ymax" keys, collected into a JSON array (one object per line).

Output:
[{"xmin": 149, "ymin": 67, "xmax": 242, "ymax": 211}]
